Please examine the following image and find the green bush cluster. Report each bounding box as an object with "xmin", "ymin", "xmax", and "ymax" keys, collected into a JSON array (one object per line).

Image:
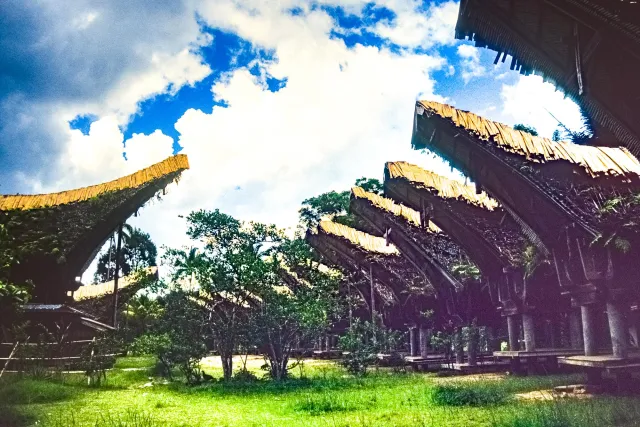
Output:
[{"xmin": 431, "ymin": 384, "xmax": 509, "ymax": 407}]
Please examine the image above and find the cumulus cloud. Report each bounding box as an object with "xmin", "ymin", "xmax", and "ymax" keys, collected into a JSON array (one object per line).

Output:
[
  {"xmin": 0, "ymin": 0, "xmax": 210, "ymax": 189},
  {"xmin": 457, "ymin": 44, "xmax": 486, "ymax": 83},
  {"xmin": 374, "ymin": 1, "xmax": 459, "ymax": 49},
  {"xmin": 500, "ymin": 75, "xmax": 585, "ymax": 138}
]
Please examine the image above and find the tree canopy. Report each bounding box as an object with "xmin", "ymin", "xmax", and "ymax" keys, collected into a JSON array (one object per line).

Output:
[
  {"xmin": 298, "ymin": 177, "xmax": 383, "ymax": 228},
  {"xmin": 94, "ymin": 224, "xmax": 157, "ymax": 283}
]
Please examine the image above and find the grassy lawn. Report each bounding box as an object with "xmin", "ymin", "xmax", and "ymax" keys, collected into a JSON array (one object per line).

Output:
[{"xmin": 2, "ymin": 356, "xmax": 640, "ymax": 427}]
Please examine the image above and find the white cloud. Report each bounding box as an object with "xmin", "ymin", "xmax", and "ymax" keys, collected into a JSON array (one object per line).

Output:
[
  {"xmin": 457, "ymin": 44, "xmax": 486, "ymax": 83},
  {"xmin": 10, "ymin": 0, "xmax": 466, "ymax": 280},
  {"xmin": 500, "ymin": 75, "xmax": 585, "ymax": 138},
  {"xmin": 373, "ymin": 1, "xmax": 459, "ymax": 49}
]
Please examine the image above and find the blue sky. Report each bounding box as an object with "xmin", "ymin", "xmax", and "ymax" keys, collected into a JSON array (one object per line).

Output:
[{"xmin": 0, "ymin": 0, "xmax": 586, "ymax": 279}]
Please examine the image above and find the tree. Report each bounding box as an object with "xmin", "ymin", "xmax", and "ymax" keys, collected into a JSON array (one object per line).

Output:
[
  {"xmin": 354, "ymin": 177, "xmax": 383, "ymax": 195},
  {"xmin": 552, "ymin": 129, "xmax": 562, "ymax": 142},
  {"xmin": 513, "ymin": 124, "xmax": 538, "ymax": 136},
  {"xmin": 131, "ymin": 290, "xmax": 208, "ymax": 383},
  {"xmin": 167, "ymin": 209, "xmax": 283, "ymax": 381},
  {"xmin": 298, "ymin": 177, "xmax": 383, "ymax": 228},
  {"xmin": 94, "ymin": 225, "xmax": 157, "ymax": 283},
  {"xmin": 166, "ymin": 247, "xmax": 205, "ymax": 290},
  {"xmin": 250, "ymin": 237, "xmax": 340, "ymax": 380},
  {"xmin": 166, "ymin": 210, "xmax": 340, "ymax": 381}
]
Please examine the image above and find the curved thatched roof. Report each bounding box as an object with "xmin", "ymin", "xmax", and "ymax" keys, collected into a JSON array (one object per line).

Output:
[
  {"xmin": 351, "ymin": 186, "xmax": 441, "ymax": 232},
  {"xmin": 454, "ymin": 0, "xmax": 640, "ymax": 155},
  {"xmin": 1, "ymin": 155, "xmax": 189, "ymax": 303},
  {"xmin": 415, "ymin": 100, "xmax": 640, "ymax": 180},
  {"xmin": 317, "ymin": 220, "xmax": 400, "ymax": 256},
  {"xmin": 0, "ymin": 155, "xmax": 189, "ymax": 210},
  {"xmin": 385, "ymin": 161, "xmax": 499, "ymax": 210},
  {"xmin": 73, "ymin": 267, "xmax": 158, "ymax": 301}
]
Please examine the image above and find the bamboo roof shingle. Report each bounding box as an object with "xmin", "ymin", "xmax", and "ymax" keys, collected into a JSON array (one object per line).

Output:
[
  {"xmin": 386, "ymin": 161, "xmax": 499, "ymax": 210},
  {"xmin": 0, "ymin": 155, "xmax": 189, "ymax": 211},
  {"xmin": 72, "ymin": 267, "xmax": 158, "ymax": 301},
  {"xmin": 351, "ymin": 186, "xmax": 441, "ymax": 232},
  {"xmin": 415, "ymin": 101, "xmax": 640, "ymax": 179},
  {"xmin": 317, "ymin": 220, "xmax": 400, "ymax": 256}
]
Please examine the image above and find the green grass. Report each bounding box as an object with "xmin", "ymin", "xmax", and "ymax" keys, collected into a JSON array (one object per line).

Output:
[{"xmin": 2, "ymin": 357, "xmax": 640, "ymax": 427}]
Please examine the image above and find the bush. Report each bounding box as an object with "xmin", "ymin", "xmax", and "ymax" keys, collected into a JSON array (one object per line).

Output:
[
  {"xmin": 130, "ymin": 291, "xmax": 208, "ymax": 384},
  {"xmin": 431, "ymin": 384, "xmax": 509, "ymax": 407},
  {"xmin": 338, "ymin": 318, "xmax": 401, "ymax": 376}
]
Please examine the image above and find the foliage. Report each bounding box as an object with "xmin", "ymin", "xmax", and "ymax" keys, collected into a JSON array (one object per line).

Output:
[
  {"xmin": 94, "ymin": 224, "xmax": 157, "ymax": 283},
  {"xmin": 450, "ymin": 262, "xmax": 481, "ymax": 281},
  {"xmin": 551, "ymin": 129, "xmax": 562, "ymax": 142},
  {"xmin": 131, "ymin": 291, "xmax": 208, "ymax": 384},
  {"xmin": 0, "ymin": 223, "xmax": 32, "ymax": 327},
  {"xmin": 297, "ymin": 177, "xmax": 382, "ymax": 228},
  {"xmin": 431, "ymin": 383, "xmax": 510, "ymax": 406},
  {"xmin": 166, "ymin": 210, "xmax": 339, "ymax": 381},
  {"xmin": 593, "ymin": 193, "xmax": 640, "ymax": 253},
  {"xmin": 520, "ymin": 245, "xmax": 548, "ymax": 279},
  {"xmin": 80, "ymin": 332, "xmax": 120, "ymax": 387},
  {"xmin": 338, "ymin": 317, "xmax": 401, "ymax": 376},
  {"xmin": 513, "ymin": 124, "xmax": 538, "ymax": 136}
]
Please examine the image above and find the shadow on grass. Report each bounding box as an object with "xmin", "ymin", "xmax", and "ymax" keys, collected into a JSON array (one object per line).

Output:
[
  {"xmin": 492, "ymin": 397, "xmax": 640, "ymax": 427},
  {"xmin": 172, "ymin": 371, "xmax": 413, "ymax": 398},
  {"xmin": 0, "ymin": 405, "xmax": 39, "ymax": 427},
  {"xmin": 0, "ymin": 377, "xmax": 79, "ymax": 405}
]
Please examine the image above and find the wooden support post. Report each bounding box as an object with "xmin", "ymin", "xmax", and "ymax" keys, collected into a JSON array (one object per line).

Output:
[
  {"xmin": 607, "ymin": 301, "xmax": 628, "ymax": 359},
  {"xmin": 581, "ymin": 305, "xmax": 597, "ymax": 356},
  {"xmin": 409, "ymin": 327, "xmax": 417, "ymax": 357},
  {"xmin": 369, "ymin": 264, "xmax": 376, "ymax": 325},
  {"xmin": 507, "ymin": 315, "xmax": 519, "ymax": 351},
  {"xmin": 467, "ymin": 326, "xmax": 478, "ymax": 367},
  {"xmin": 112, "ymin": 223, "xmax": 124, "ymax": 328},
  {"xmin": 569, "ymin": 309, "xmax": 584, "ymax": 350},
  {"xmin": 522, "ymin": 313, "xmax": 536, "ymax": 352},
  {"xmin": 419, "ymin": 327, "xmax": 430, "ymax": 358}
]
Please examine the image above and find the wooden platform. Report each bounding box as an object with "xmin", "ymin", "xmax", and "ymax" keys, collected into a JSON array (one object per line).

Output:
[
  {"xmin": 494, "ymin": 348, "xmax": 584, "ymax": 359},
  {"xmin": 439, "ymin": 360, "xmax": 510, "ymax": 374},
  {"xmin": 558, "ymin": 353, "xmax": 640, "ymax": 372}
]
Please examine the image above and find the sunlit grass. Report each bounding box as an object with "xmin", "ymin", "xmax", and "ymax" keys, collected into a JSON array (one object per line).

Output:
[{"xmin": 2, "ymin": 356, "xmax": 640, "ymax": 427}]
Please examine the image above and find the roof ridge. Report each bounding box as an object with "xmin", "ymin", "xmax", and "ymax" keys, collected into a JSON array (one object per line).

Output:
[
  {"xmin": 0, "ymin": 154, "xmax": 189, "ymax": 211},
  {"xmin": 417, "ymin": 100, "xmax": 640, "ymax": 178},
  {"xmin": 385, "ymin": 161, "xmax": 499, "ymax": 210}
]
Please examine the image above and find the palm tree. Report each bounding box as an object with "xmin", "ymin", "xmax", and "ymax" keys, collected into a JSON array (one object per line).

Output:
[{"xmin": 172, "ymin": 247, "xmax": 205, "ymax": 290}]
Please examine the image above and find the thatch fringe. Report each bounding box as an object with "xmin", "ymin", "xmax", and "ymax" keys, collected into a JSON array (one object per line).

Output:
[
  {"xmin": 417, "ymin": 100, "xmax": 640, "ymax": 178},
  {"xmin": 317, "ymin": 220, "xmax": 400, "ymax": 255},
  {"xmin": 351, "ymin": 186, "xmax": 441, "ymax": 232},
  {"xmin": 73, "ymin": 267, "xmax": 158, "ymax": 301},
  {"xmin": 386, "ymin": 161, "xmax": 499, "ymax": 210},
  {"xmin": 1, "ymin": 155, "xmax": 190, "ymax": 211}
]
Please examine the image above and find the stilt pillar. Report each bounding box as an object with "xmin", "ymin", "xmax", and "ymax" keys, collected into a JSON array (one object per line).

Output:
[
  {"xmin": 507, "ymin": 315, "xmax": 519, "ymax": 351},
  {"xmin": 629, "ymin": 309, "xmax": 639, "ymax": 348},
  {"xmin": 522, "ymin": 313, "xmax": 536, "ymax": 351},
  {"xmin": 569, "ymin": 309, "xmax": 584, "ymax": 350},
  {"xmin": 325, "ymin": 335, "xmax": 331, "ymax": 351},
  {"xmin": 454, "ymin": 328, "xmax": 464, "ymax": 364},
  {"xmin": 581, "ymin": 305, "xmax": 597, "ymax": 356},
  {"xmin": 419, "ymin": 327, "xmax": 429, "ymax": 358},
  {"xmin": 607, "ymin": 301, "xmax": 628, "ymax": 359},
  {"xmin": 467, "ymin": 326, "xmax": 478, "ymax": 366},
  {"xmin": 409, "ymin": 327, "xmax": 418, "ymax": 357}
]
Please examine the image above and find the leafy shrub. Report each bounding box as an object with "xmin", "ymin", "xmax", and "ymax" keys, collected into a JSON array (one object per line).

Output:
[
  {"xmin": 233, "ymin": 368, "xmax": 259, "ymax": 383},
  {"xmin": 431, "ymin": 384, "xmax": 509, "ymax": 407},
  {"xmin": 294, "ymin": 393, "xmax": 358, "ymax": 415},
  {"xmin": 338, "ymin": 318, "xmax": 401, "ymax": 376}
]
